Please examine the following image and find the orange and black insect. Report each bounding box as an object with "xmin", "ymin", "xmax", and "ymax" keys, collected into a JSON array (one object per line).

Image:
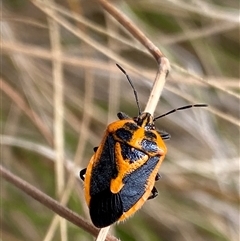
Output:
[{"xmin": 80, "ymin": 64, "xmax": 207, "ymax": 228}]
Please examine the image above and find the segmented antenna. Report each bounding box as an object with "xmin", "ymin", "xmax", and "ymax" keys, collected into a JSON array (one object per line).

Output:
[
  {"xmin": 153, "ymin": 104, "xmax": 208, "ymax": 121},
  {"xmin": 116, "ymin": 64, "xmax": 141, "ymax": 115}
]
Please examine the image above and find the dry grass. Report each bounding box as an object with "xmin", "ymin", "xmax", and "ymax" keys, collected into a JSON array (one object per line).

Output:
[{"xmin": 1, "ymin": 0, "xmax": 239, "ymax": 241}]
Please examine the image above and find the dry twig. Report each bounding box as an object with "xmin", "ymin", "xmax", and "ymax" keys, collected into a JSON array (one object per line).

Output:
[{"xmin": 0, "ymin": 165, "xmax": 118, "ymax": 241}]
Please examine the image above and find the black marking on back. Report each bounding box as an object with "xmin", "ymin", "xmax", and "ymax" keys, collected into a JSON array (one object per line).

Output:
[
  {"xmin": 115, "ymin": 128, "xmax": 133, "ymax": 142},
  {"xmin": 120, "ymin": 155, "xmax": 160, "ymax": 212},
  {"xmin": 120, "ymin": 142, "xmax": 146, "ymax": 163},
  {"xmin": 141, "ymin": 139, "xmax": 159, "ymax": 153},
  {"xmin": 90, "ymin": 134, "xmax": 118, "ymax": 196},
  {"xmin": 124, "ymin": 122, "xmax": 138, "ymax": 131},
  {"xmin": 144, "ymin": 130, "xmax": 157, "ymax": 140},
  {"xmin": 89, "ymin": 189, "xmax": 123, "ymax": 228}
]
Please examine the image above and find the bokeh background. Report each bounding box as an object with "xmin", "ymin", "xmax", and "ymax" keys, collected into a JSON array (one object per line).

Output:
[{"xmin": 1, "ymin": 0, "xmax": 239, "ymax": 241}]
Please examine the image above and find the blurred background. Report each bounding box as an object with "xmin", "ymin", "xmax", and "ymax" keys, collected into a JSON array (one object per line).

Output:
[{"xmin": 1, "ymin": 0, "xmax": 239, "ymax": 241}]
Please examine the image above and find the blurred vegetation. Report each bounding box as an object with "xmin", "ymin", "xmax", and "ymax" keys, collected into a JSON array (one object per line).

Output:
[{"xmin": 1, "ymin": 0, "xmax": 239, "ymax": 241}]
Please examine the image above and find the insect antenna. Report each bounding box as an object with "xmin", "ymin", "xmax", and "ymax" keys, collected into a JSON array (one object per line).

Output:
[
  {"xmin": 153, "ymin": 104, "xmax": 208, "ymax": 121},
  {"xmin": 116, "ymin": 64, "xmax": 141, "ymax": 115}
]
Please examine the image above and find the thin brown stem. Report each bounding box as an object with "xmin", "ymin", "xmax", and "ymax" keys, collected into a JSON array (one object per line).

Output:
[
  {"xmin": 96, "ymin": 0, "xmax": 164, "ymax": 62},
  {"xmin": 0, "ymin": 165, "xmax": 118, "ymax": 241},
  {"xmin": 96, "ymin": 0, "xmax": 170, "ymax": 115}
]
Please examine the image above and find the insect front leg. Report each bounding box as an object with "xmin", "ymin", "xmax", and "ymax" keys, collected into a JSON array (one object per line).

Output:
[
  {"xmin": 158, "ymin": 130, "xmax": 171, "ymax": 140},
  {"xmin": 80, "ymin": 168, "xmax": 86, "ymax": 181},
  {"xmin": 117, "ymin": 112, "xmax": 131, "ymax": 120}
]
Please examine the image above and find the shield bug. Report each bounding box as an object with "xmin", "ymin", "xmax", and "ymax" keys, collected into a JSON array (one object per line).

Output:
[{"xmin": 80, "ymin": 64, "xmax": 207, "ymax": 228}]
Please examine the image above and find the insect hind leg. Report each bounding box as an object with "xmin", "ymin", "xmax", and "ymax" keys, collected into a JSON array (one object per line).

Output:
[
  {"xmin": 148, "ymin": 186, "xmax": 158, "ymax": 200},
  {"xmin": 155, "ymin": 173, "xmax": 161, "ymax": 181},
  {"xmin": 148, "ymin": 174, "xmax": 161, "ymax": 200}
]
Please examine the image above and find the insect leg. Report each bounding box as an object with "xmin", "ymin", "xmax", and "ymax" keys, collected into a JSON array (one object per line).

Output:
[
  {"xmin": 80, "ymin": 146, "xmax": 99, "ymax": 182},
  {"xmin": 158, "ymin": 130, "xmax": 171, "ymax": 140},
  {"xmin": 155, "ymin": 173, "xmax": 162, "ymax": 181},
  {"xmin": 80, "ymin": 168, "xmax": 86, "ymax": 181},
  {"xmin": 148, "ymin": 186, "xmax": 158, "ymax": 200},
  {"xmin": 117, "ymin": 112, "xmax": 131, "ymax": 120},
  {"xmin": 147, "ymin": 174, "xmax": 161, "ymax": 200}
]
